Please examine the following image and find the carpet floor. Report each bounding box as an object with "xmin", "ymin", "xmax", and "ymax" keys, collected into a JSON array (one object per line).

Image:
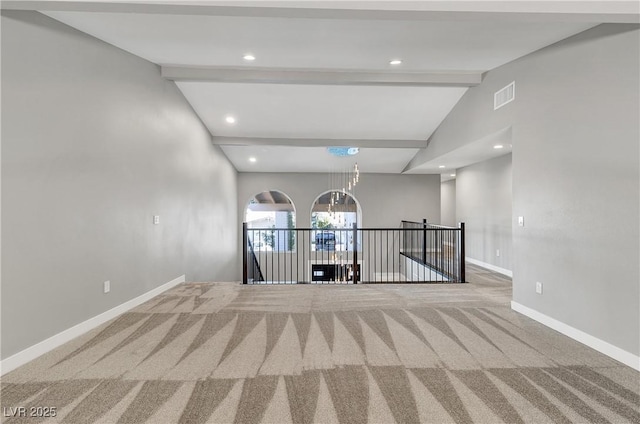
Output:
[{"xmin": 1, "ymin": 264, "xmax": 639, "ymax": 423}]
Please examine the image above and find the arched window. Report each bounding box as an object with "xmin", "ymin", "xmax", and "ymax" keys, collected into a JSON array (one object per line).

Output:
[
  {"xmin": 245, "ymin": 190, "xmax": 296, "ymax": 252},
  {"xmin": 311, "ymin": 190, "xmax": 361, "ymax": 251}
]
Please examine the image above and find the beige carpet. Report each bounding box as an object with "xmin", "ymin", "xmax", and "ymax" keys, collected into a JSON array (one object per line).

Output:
[{"xmin": 2, "ymin": 264, "xmax": 639, "ymax": 423}]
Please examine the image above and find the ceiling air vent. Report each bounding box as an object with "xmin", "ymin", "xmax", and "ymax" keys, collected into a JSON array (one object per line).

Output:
[{"xmin": 494, "ymin": 81, "xmax": 515, "ymax": 110}]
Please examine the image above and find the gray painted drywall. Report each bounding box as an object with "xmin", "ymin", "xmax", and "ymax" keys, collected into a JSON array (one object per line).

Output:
[
  {"xmin": 1, "ymin": 11, "xmax": 238, "ymax": 359},
  {"xmin": 420, "ymin": 24, "xmax": 640, "ymax": 356},
  {"xmin": 440, "ymin": 179, "xmax": 457, "ymax": 227},
  {"xmin": 238, "ymin": 173, "xmax": 440, "ymax": 229},
  {"xmin": 457, "ymin": 154, "xmax": 512, "ymax": 271}
]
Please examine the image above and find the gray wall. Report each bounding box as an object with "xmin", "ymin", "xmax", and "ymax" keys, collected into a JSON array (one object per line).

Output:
[
  {"xmin": 238, "ymin": 173, "xmax": 441, "ymax": 229},
  {"xmin": 440, "ymin": 179, "xmax": 457, "ymax": 227},
  {"xmin": 1, "ymin": 12, "xmax": 238, "ymax": 359},
  {"xmin": 456, "ymin": 154, "xmax": 512, "ymax": 271},
  {"xmin": 421, "ymin": 24, "xmax": 640, "ymax": 356}
]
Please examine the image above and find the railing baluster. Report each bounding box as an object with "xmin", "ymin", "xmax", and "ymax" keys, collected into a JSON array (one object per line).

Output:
[
  {"xmin": 460, "ymin": 222, "xmax": 466, "ymax": 283},
  {"xmin": 385, "ymin": 230, "xmax": 388, "ymax": 282},
  {"xmin": 367, "ymin": 231, "xmax": 371, "ymax": 283},
  {"xmin": 392, "ymin": 230, "xmax": 396, "ymax": 283},
  {"xmin": 352, "ymin": 223, "xmax": 357, "ymax": 284},
  {"xmin": 243, "ymin": 223, "xmax": 248, "ymax": 284}
]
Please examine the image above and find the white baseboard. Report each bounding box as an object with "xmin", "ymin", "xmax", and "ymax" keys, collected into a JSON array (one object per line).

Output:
[
  {"xmin": 511, "ymin": 301, "xmax": 640, "ymax": 371},
  {"xmin": 0, "ymin": 274, "xmax": 185, "ymax": 376},
  {"xmin": 466, "ymin": 257, "xmax": 513, "ymax": 277}
]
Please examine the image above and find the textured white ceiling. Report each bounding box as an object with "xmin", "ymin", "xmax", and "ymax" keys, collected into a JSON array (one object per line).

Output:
[
  {"xmin": 43, "ymin": 11, "xmax": 596, "ymax": 71},
  {"xmin": 39, "ymin": 4, "xmax": 603, "ymax": 174},
  {"xmin": 407, "ymin": 127, "xmax": 514, "ymax": 180},
  {"xmin": 177, "ymin": 82, "xmax": 467, "ymax": 140}
]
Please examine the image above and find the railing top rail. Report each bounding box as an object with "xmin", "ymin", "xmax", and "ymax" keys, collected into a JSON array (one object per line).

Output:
[
  {"xmin": 425, "ymin": 224, "xmax": 459, "ymax": 229},
  {"xmin": 246, "ymin": 226, "xmax": 462, "ymax": 232},
  {"xmin": 401, "ymin": 220, "xmax": 460, "ymax": 229},
  {"xmin": 400, "ymin": 220, "xmax": 424, "ymax": 226}
]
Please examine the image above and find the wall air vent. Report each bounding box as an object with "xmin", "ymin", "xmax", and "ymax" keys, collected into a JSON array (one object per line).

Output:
[{"xmin": 494, "ymin": 81, "xmax": 515, "ymax": 110}]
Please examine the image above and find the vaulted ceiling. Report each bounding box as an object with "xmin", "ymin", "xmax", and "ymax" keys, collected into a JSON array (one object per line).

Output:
[{"xmin": 6, "ymin": 1, "xmax": 637, "ymax": 177}]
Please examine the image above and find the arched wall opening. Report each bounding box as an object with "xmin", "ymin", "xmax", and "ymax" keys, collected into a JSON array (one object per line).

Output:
[
  {"xmin": 245, "ymin": 190, "xmax": 296, "ymax": 251},
  {"xmin": 310, "ymin": 190, "xmax": 361, "ymax": 251}
]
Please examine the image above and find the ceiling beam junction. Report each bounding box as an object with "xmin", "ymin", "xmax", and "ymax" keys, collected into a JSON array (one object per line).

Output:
[
  {"xmin": 162, "ymin": 66, "xmax": 482, "ymax": 87},
  {"xmin": 212, "ymin": 137, "xmax": 428, "ymax": 149}
]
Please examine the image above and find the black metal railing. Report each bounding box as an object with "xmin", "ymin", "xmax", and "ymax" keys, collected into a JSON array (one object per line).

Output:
[
  {"xmin": 246, "ymin": 236, "xmax": 265, "ymax": 283},
  {"xmin": 401, "ymin": 220, "xmax": 465, "ymax": 282},
  {"xmin": 242, "ymin": 221, "xmax": 465, "ymax": 284}
]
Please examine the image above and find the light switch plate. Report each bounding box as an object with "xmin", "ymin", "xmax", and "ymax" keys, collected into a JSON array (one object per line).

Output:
[
  {"xmin": 535, "ymin": 281, "xmax": 543, "ymax": 294},
  {"xmin": 104, "ymin": 280, "xmax": 110, "ymax": 293},
  {"xmin": 518, "ymin": 216, "xmax": 525, "ymax": 227},
  {"xmin": 153, "ymin": 215, "xmax": 160, "ymax": 225}
]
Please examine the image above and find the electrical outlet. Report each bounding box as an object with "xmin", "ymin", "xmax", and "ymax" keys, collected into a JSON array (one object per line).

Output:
[
  {"xmin": 535, "ymin": 281, "xmax": 543, "ymax": 295},
  {"xmin": 518, "ymin": 216, "xmax": 525, "ymax": 227},
  {"xmin": 104, "ymin": 280, "xmax": 110, "ymax": 293},
  {"xmin": 496, "ymin": 249, "xmax": 500, "ymax": 257},
  {"xmin": 153, "ymin": 215, "xmax": 160, "ymax": 225}
]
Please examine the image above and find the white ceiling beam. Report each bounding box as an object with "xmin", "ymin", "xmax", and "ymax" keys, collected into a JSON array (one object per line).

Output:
[
  {"xmin": 163, "ymin": 66, "xmax": 482, "ymax": 87},
  {"xmin": 2, "ymin": 1, "xmax": 638, "ymax": 23},
  {"xmin": 213, "ymin": 137, "xmax": 428, "ymax": 149}
]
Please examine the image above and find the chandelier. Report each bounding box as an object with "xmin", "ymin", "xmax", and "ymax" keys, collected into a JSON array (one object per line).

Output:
[{"xmin": 327, "ymin": 161, "xmax": 359, "ymax": 220}]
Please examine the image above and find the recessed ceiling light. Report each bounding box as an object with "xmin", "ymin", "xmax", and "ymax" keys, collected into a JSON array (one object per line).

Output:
[
  {"xmin": 389, "ymin": 59, "xmax": 402, "ymax": 65},
  {"xmin": 249, "ymin": 157, "xmax": 257, "ymax": 163},
  {"xmin": 225, "ymin": 116, "xmax": 236, "ymax": 124},
  {"xmin": 439, "ymin": 165, "xmax": 446, "ymax": 169},
  {"xmin": 450, "ymin": 174, "xmax": 456, "ymax": 177},
  {"xmin": 494, "ymin": 144, "xmax": 504, "ymax": 149},
  {"xmin": 243, "ymin": 54, "xmax": 256, "ymax": 61}
]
